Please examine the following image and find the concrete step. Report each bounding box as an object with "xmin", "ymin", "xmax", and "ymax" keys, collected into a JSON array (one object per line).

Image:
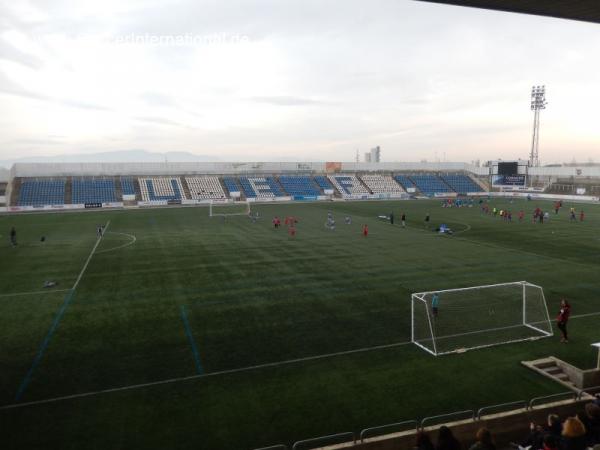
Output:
[
  {"xmin": 534, "ymin": 359, "xmax": 557, "ymax": 369},
  {"xmin": 544, "ymin": 367, "xmax": 563, "ymax": 375}
]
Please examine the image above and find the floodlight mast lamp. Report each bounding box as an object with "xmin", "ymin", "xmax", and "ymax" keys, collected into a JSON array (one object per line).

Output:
[{"xmin": 529, "ymin": 85, "xmax": 547, "ymax": 167}]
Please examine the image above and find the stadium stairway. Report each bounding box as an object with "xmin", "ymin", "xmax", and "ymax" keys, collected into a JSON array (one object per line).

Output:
[
  {"xmin": 181, "ymin": 177, "xmax": 192, "ymax": 200},
  {"xmin": 470, "ymin": 174, "xmax": 490, "ymax": 191},
  {"xmin": 133, "ymin": 178, "xmax": 142, "ymax": 201},
  {"xmin": 65, "ymin": 177, "xmax": 72, "ymax": 204},
  {"xmin": 115, "ymin": 176, "xmax": 123, "ymax": 200},
  {"xmin": 522, "ymin": 357, "xmax": 577, "ymax": 390},
  {"xmin": 217, "ymin": 177, "xmax": 234, "ymax": 199},
  {"xmin": 357, "ymin": 174, "xmax": 374, "ymax": 194},
  {"xmin": 10, "ymin": 177, "xmax": 22, "ymax": 206}
]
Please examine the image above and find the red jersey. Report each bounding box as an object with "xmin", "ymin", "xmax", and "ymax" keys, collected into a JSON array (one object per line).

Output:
[
  {"xmin": 557, "ymin": 304, "xmax": 570, "ymax": 323},
  {"xmin": 362, "ymin": 225, "xmax": 368, "ymax": 236}
]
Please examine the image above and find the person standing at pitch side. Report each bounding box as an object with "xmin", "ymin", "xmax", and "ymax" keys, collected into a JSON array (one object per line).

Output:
[{"xmin": 557, "ymin": 299, "xmax": 571, "ymax": 343}]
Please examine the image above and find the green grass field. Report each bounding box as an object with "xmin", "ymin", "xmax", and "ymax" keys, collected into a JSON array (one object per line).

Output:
[{"xmin": 1, "ymin": 198, "xmax": 599, "ymax": 450}]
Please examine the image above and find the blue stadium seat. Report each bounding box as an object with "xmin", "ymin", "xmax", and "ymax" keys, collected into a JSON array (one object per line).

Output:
[
  {"xmin": 393, "ymin": 175, "xmax": 416, "ymax": 190},
  {"xmin": 121, "ymin": 177, "xmax": 137, "ymax": 196},
  {"xmin": 409, "ymin": 174, "xmax": 452, "ymax": 195},
  {"xmin": 238, "ymin": 176, "xmax": 283, "ymax": 198},
  {"xmin": 440, "ymin": 174, "xmax": 483, "ymax": 193},
  {"xmin": 222, "ymin": 177, "xmax": 243, "ymax": 196},
  {"xmin": 314, "ymin": 176, "xmax": 334, "ymax": 191},
  {"xmin": 278, "ymin": 176, "xmax": 321, "ymax": 196},
  {"xmin": 72, "ymin": 178, "xmax": 117, "ymax": 204},
  {"xmin": 18, "ymin": 179, "xmax": 66, "ymax": 206}
]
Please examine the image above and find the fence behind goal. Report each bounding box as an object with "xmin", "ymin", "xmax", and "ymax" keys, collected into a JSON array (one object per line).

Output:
[{"xmin": 411, "ymin": 281, "xmax": 553, "ymax": 356}]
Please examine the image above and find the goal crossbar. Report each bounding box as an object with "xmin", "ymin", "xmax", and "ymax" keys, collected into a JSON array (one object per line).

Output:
[{"xmin": 412, "ymin": 281, "xmax": 541, "ymax": 297}]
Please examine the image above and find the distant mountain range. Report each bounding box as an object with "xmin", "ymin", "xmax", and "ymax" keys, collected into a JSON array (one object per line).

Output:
[{"xmin": 0, "ymin": 150, "xmax": 220, "ymax": 168}]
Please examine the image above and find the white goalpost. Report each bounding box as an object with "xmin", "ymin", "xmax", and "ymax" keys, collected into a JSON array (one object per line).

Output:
[
  {"xmin": 411, "ymin": 281, "xmax": 553, "ymax": 356},
  {"xmin": 208, "ymin": 200, "xmax": 251, "ymax": 217}
]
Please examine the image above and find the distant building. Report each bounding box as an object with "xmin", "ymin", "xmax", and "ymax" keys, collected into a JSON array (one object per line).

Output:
[{"xmin": 364, "ymin": 146, "xmax": 380, "ymax": 163}]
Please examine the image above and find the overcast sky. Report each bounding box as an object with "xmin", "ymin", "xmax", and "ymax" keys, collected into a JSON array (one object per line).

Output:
[{"xmin": 1, "ymin": 0, "xmax": 599, "ymax": 164}]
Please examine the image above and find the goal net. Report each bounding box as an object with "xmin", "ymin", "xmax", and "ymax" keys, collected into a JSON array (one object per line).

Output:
[
  {"xmin": 209, "ymin": 200, "xmax": 251, "ymax": 217},
  {"xmin": 411, "ymin": 281, "xmax": 553, "ymax": 356}
]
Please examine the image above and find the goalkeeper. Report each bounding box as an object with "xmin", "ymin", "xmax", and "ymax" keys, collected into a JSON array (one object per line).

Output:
[{"xmin": 432, "ymin": 293, "xmax": 439, "ymax": 318}]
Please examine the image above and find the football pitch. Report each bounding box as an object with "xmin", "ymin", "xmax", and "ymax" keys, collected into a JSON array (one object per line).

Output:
[{"xmin": 1, "ymin": 198, "xmax": 600, "ymax": 450}]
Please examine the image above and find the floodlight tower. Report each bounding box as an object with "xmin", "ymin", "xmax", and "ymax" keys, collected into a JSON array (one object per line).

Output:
[{"xmin": 529, "ymin": 85, "xmax": 547, "ymax": 167}]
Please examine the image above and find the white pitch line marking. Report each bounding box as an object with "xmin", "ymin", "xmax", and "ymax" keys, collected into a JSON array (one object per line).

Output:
[
  {"xmin": 96, "ymin": 232, "xmax": 136, "ymax": 254},
  {"xmin": 71, "ymin": 221, "xmax": 110, "ymax": 291},
  {"xmin": 0, "ymin": 289, "xmax": 71, "ymax": 299},
  {"xmin": 2, "ymin": 310, "xmax": 599, "ymax": 411}
]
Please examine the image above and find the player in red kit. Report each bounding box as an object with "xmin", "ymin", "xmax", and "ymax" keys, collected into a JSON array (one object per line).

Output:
[
  {"xmin": 580, "ymin": 211, "xmax": 585, "ymax": 222},
  {"xmin": 362, "ymin": 224, "xmax": 368, "ymax": 237},
  {"xmin": 557, "ymin": 299, "xmax": 571, "ymax": 343}
]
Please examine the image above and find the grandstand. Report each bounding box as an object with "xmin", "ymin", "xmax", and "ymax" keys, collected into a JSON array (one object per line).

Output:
[
  {"xmin": 239, "ymin": 176, "xmax": 284, "ymax": 199},
  {"xmin": 278, "ymin": 175, "xmax": 322, "ymax": 197},
  {"xmin": 120, "ymin": 177, "xmax": 137, "ymax": 197},
  {"xmin": 314, "ymin": 175, "xmax": 336, "ymax": 193},
  {"xmin": 359, "ymin": 174, "xmax": 405, "ymax": 194},
  {"xmin": 328, "ymin": 174, "xmax": 370, "ymax": 196},
  {"xmin": 72, "ymin": 178, "xmax": 117, "ymax": 204},
  {"xmin": 440, "ymin": 174, "xmax": 484, "ymax": 194},
  {"xmin": 185, "ymin": 176, "xmax": 227, "ymax": 200},
  {"xmin": 393, "ymin": 174, "xmax": 417, "ymax": 191},
  {"xmin": 17, "ymin": 178, "xmax": 65, "ymax": 206},
  {"xmin": 222, "ymin": 176, "xmax": 242, "ymax": 197},
  {"xmin": 139, "ymin": 177, "xmax": 185, "ymax": 202},
  {"xmin": 409, "ymin": 174, "xmax": 453, "ymax": 195},
  {"xmin": 3, "ymin": 162, "xmax": 600, "ymax": 209}
]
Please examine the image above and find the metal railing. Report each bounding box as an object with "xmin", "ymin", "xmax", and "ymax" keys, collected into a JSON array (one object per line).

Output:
[
  {"xmin": 360, "ymin": 420, "xmax": 418, "ymax": 442},
  {"xmin": 261, "ymin": 389, "xmax": 597, "ymax": 450},
  {"xmin": 577, "ymin": 385, "xmax": 600, "ymax": 399},
  {"xmin": 421, "ymin": 410, "xmax": 475, "ymax": 429},
  {"xmin": 529, "ymin": 391, "xmax": 577, "ymax": 409},
  {"xmin": 291, "ymin": 432, "xmax": 355, "ymax": 450},
  {"xmin": 477, "ymin": 400, "xmax": 527, "ymax": 420}
]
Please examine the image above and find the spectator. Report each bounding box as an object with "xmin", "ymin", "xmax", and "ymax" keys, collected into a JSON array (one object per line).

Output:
[
  {"xmin": 436, "ymin": 426, "xmax": 462, "ymax": 450},
  {"xmin": 546, "ymin": 415, "xmax": 562, "ymax": 439},
  {"xmin": 543, "ymin": 434, "xmax": 559, "ymax": 450},
  {"xmin": 520, "ymin": 422, "xmax": 544, "ymax": 450},
  {"xmin": 519, "ymin": 415, "xmax": 561, "ymax": 450},
  {"xmin": 580, "ymin": 402, "xmax": 600, "ymax": 446},
  {"xmin": 561, "ymin": 416, "xmax": 587, "ymax": 450},
  {"xmin": 416, "ymin": 430, "xmax": 435, "ymax": 450},
  {"xmin": 469, "ymin": 428, "xmax": 495, "ymax": 450}
]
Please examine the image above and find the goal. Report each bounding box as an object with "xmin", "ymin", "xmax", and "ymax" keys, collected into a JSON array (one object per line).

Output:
[
  {"xmin": 208, "ymin": 200, "xmax": 251, "ymax": 217},
  {"xmin": 411, "ymin": 281, "xmax": 553, "ymax": 356}
]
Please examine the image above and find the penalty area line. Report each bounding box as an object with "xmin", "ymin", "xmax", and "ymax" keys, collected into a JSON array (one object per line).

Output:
[{"xmin": 3, "ymin": 310, "xmax": 600, "ymax": 410}]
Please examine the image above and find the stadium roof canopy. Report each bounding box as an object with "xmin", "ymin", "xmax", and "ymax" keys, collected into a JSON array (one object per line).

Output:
[{"xmin": 415, "ymin": 1, "xmax": 600, "ymax": 24}]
